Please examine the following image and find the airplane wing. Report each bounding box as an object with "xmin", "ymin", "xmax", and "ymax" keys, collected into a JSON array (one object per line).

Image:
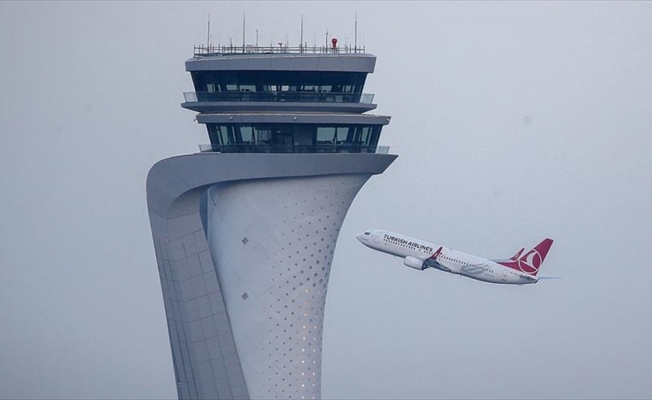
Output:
[
  {"xmin": 423, "ymin": 247, "xmax": 450, "ymax": 272},
  {"xmin": 422, "ymin": 257, "xmax": 441, "ymax": 269}
]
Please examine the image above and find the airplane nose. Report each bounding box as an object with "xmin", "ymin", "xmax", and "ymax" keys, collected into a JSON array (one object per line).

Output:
[{"xmin": 356, "ymin": 233, "xmax": 366, "ymax": 243}]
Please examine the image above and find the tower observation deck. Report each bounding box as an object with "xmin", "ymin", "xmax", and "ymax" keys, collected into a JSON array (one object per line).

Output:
[{"xmin": 146, "ymin": 40, "xmax": 396, "ymax": 399}]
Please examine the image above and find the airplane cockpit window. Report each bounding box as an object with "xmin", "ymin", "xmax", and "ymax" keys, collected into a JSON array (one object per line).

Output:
[{"xmin": 364, "ymin": 232, "xmax": 371, "ymax": 235}]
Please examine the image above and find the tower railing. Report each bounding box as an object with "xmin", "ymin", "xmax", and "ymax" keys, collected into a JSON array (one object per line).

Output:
[
  {"xmin": 183, "ymin": 91, "xmax": 374, "ymax": 104},
  {"xmin": 194, "ymin": 44, "xmax": 366, "ymax": 57},
  {"xmin": 198, "ymin": 143, "xmax": 389, "ymax": 154}
]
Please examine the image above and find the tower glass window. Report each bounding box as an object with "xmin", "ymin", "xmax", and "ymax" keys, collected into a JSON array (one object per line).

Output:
[
  {"xmin": 192, "ymin": 71, "xmax": 367, "ymax": 102},
  {"xmin": 206, "ymin": 123, "xmax": 381, "ymax": 154}
]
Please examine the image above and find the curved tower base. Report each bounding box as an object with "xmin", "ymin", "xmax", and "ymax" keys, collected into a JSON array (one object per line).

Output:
[
  {"xmin": 207, "ymin": 175, "xmax": 370, "ymax": 399},
  {"xmin": 147, "ymin": 153, "xmax": 395, "ymax": 399}
]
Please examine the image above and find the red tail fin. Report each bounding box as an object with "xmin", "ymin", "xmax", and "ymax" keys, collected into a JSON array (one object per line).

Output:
[{"xmin": 498, "ymin": 239, "xmax": 553, "ymax": 276}]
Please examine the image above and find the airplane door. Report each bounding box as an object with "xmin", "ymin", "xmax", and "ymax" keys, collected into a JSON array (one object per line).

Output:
[
  {"xmin": 501, "ymin": 268, "xmax": 508, "ymax": 282},
  {"xmin": 373, "ymin": 233, "xmax": 380, "ymax": 244}
]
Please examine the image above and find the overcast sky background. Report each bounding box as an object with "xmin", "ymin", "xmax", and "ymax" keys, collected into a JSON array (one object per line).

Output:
[{"xmin": 1, "ymin": 1, "xmax": 651, "ymax": 399}]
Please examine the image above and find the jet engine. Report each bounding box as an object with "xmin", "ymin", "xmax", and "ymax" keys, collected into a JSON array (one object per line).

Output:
[{"xmin": 403, "ymin": 256, "xmax": 425, "ymax": 271}]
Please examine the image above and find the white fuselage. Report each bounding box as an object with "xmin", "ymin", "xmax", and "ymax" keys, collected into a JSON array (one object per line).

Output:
[{"xmin": 357, "ymin": 230, "xmax": 538, "ymax": 285}]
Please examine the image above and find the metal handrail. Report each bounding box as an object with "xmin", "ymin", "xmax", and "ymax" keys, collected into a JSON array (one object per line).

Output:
[
  {"xmin": 183, "ymin": 91, "xmax": 374, "ymax": 104},
  {"xmin": 198, "ymin": 143, "xmax": 388, "ymax": 154},
  {"xmin": 194, "ymin": 44, "xmax": 366, "ymax": 57}
]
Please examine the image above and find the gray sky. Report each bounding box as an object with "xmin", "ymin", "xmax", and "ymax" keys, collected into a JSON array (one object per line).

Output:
[{"xmin": 1, "ymin": 1, "xmax": 651, "ymax": 399}]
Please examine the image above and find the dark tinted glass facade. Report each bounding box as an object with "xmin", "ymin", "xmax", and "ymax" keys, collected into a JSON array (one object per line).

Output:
[
  {"xmin": 206, "ymin": 123, "xmax": 382, "ymax": 153},
  {"xmin": 192, "ymin": 71, "xmax": 366, "ymax": 94}
]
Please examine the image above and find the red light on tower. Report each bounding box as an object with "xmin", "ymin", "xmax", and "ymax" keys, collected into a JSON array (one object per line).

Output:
[{"xmin": 331, "ymin": 38, "xmax": 338, "ymax": 49}]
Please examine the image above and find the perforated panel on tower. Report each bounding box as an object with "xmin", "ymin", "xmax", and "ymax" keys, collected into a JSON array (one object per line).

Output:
[{"xmin": 206, "ymin": 174, "xmax": 370, "ymax": 399}]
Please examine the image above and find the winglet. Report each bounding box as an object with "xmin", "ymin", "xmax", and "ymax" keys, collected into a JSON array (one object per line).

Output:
[{"xmin": 429, "ymin": 246, "xmax": 443, "ymax": 260}]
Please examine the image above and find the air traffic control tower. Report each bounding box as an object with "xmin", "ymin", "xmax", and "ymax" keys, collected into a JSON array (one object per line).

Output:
[{"xmin": 146, "ymin": 41, "xmax": 396, "ymax": 399}]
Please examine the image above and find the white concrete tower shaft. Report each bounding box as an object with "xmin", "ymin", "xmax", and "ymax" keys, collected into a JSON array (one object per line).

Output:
[{"xmin": 207, "ymin": 175, "xmax": 370, "ymax": 399}]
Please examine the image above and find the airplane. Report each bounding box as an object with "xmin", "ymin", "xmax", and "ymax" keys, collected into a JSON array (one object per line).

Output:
[{"xmin": 356, "ymin": 230, "xmax": 555, "ymax": 285}]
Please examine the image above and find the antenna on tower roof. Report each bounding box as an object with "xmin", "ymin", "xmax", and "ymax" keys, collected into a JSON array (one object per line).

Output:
[
  {"xmin": 207, "ymin": 13, "xmax": 211, "ymax": 51},
  {"xmin": 300, "ymin": 15, "xmax": 304, "ymax": 52},
  {"xmin": 242, "ymin": 11, "xmax": 246, "ymax": 52},
  {"xmin": 354, "ymin": 13, "xmax": 358, "ymax": 53}
]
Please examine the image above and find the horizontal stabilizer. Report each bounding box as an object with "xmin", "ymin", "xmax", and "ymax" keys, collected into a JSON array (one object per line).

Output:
[{"xmin": 511, "ymin": 248, "xmax": 525, "ymax": 260}]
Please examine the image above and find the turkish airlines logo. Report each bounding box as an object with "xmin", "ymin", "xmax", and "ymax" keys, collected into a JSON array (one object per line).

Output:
[{"xmin": 518, "ymin": 250, "xmax": 542, "ymax": 274}]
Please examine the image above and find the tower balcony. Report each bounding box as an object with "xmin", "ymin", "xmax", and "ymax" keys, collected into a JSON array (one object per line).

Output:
[{"xmin": 181, "ymin": 91, "xmax": 376, "ymax": 113}]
